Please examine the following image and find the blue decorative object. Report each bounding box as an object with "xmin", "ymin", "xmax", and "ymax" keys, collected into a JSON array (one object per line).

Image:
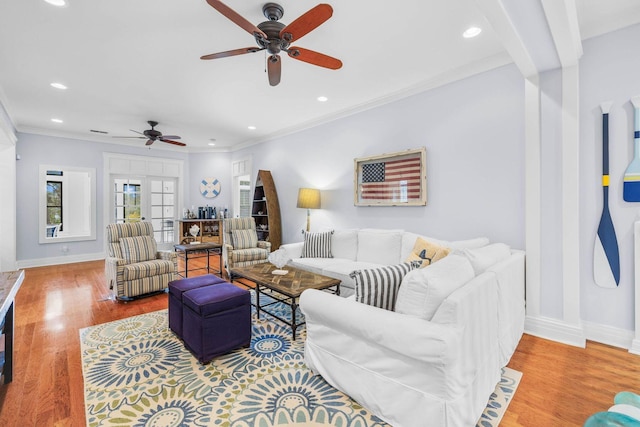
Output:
[{"xmin": 200, "ymin": 176, "xmax": 221, "ymax": 198}]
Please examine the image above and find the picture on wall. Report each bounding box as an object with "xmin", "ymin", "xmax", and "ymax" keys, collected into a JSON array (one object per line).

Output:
[{"xmin": 354, "ymin": 147, "xmax": 427, "ymax": 206}]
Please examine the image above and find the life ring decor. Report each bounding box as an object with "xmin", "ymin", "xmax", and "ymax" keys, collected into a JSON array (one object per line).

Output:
[{"xmin": 200, "ymin": 177, "xmax": 221, "ymax": 198}]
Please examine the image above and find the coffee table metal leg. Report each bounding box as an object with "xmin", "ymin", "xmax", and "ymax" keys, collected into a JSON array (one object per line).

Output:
[
  {"xmin": 256, "ymin": 283, "xmax": 261, "ymax": 319},
  {"xmin": 291, "ymin": 299, "xmax": 297, "ymax": 340}
]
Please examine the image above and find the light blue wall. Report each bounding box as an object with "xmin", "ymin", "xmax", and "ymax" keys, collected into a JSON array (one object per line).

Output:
[
  {"xmin": 16, "ymin": 133, "xmax": 189, "ymax": 262},
  {"xmin": 579, "ymin": 24, "xmax": 640, "ymax": 330},
  {"xmin": 234, "ymin": 64, "xmax": 526, "ymax": 249}
]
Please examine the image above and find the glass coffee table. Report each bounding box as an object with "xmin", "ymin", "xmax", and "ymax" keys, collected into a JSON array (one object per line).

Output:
[{"xmin": 230, "ymin": 263, "xmax": 340, "ymax": 339}]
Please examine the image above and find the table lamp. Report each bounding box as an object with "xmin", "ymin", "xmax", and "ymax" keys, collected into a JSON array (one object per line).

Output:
[{"xmin": 297, "ymin": 188, "xmax": 321, "ymax": 232}]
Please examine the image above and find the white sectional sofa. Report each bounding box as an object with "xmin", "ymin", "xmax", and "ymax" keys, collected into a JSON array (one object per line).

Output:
[{"xmin": 280, "ymin": 228, "xmax": 525, "ymax": 427}]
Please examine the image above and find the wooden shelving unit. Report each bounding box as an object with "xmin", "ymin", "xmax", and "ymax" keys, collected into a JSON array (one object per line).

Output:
[
  {"xmin": 252, "ymin": 170, "xmax": 282, "ymax": 250},
  {"xmin": 175, "ymin": 219, "xmax": 223, "ymax": 245}
]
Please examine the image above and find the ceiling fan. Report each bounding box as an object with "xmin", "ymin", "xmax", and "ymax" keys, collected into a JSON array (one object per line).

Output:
[
  {"xmin": 114, "ymin": 121, "xmax": 186, "ymax": 147},
  {"xmin": 201, "ymin": 1, "xmax": 342, "ymax": 86}
]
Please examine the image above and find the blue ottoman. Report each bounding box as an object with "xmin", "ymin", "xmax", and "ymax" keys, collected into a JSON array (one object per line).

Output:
[
  {"xmin": 168, "ymin": 274, "xmax": 227, "ymax": 338},
  {"xmin": 182, "ymin": 283, "xmax": 251, "ymax": 363}
]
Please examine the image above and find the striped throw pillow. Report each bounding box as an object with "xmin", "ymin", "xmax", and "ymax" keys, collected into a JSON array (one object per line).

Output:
[
  {"xmin": 351, "ymin": 262, "xmax": 420, "ymax": 311},
  {"xmin": 119, "ymin": 236, "xmax": 157, "ymax": 263},
  {"xmin": 301, "ymin": 231, "xmax": 333, "ymax": 258},
  {"xmin": 232, "ymin": 229, "xmax": 258, "ymax": 249}
]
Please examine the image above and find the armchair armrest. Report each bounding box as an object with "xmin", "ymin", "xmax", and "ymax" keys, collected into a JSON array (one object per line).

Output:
[
  {"xmin": 257, "ymin": 241, "xmax": 271, "ymax": 251},
  {"xmin": 156, "ymin": 250, "xmax": 177, "ymax": 261}
]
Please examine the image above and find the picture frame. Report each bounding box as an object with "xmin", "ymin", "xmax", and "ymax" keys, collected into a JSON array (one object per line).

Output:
[{"xmin": 354, "ymin": 147, "xmax": 427, "ymax": 206}]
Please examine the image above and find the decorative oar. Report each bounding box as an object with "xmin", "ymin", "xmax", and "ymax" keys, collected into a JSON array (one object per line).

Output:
[
  {"xmin": 624, "ymin": 96, "xmax": 640, "ymax": 201},
  {"xmin": 594, "ymin": 101, "xmax": 620, "ymax": 288}
]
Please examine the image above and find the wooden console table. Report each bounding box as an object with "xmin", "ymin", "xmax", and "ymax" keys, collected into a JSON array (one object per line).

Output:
[{"xmin": 0, "ymin": 270, "xmax": 25, "ymax": 385}]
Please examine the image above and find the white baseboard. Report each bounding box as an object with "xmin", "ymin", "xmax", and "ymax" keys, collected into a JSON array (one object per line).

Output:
[
  {"xmin": 525, "ymin": 315, "xmax": 640, "ymax": 352},
  {"xmin": 524, "ymin": 315, "xmax": 586, "ymax": 347},
  {"xmin": 17, "ymin": 252, "xmax": 105, "ymax": 269},
  {"xmin": 583, "ymin": 321, "xmax": 634, "ymax": 350}
]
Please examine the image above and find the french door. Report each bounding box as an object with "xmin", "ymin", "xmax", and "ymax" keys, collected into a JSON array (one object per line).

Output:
[{"xmin": 112, "ymin": 176, "xmax": 177, "ymax": 245}]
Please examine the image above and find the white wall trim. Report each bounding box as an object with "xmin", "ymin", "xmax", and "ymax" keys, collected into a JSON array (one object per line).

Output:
[
  {"xmin": 525, "ymin": 76, "xmax": 542, "ymax": 317},
  {"xmin": 541, "ymin": 0, "xmax": 583, "ymax": 67},
  {"xmin": 630, "ymin": 339, "xmax": 640, "ymax": 355},
  {"xmin": 17, "ymin": 252, "xmax": 105, "ymax": 269},
  {"xmin": 525, "ymin": 315, "xmax": 586, "ymax": 347},
  {"xmin": 561, "ymin": 64, "xmax": 582, "ymax": 326},
  {"xmin": 582, "ymin": 320, "xmax": 634, "ymax": 351}
]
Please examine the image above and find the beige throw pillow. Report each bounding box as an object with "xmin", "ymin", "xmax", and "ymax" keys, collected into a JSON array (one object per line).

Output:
[{"xmin": 405, "ymin": 237, "xmax": 450, "ymax": 268}]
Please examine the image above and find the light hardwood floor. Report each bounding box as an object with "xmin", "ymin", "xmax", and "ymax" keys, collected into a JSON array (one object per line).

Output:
[{"xmin": 0, "ymin": 260, "xmax": 639, "ymax": 426}]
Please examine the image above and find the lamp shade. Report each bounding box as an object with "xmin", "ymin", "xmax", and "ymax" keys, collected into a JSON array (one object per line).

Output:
[{"xmin": 297, "ymin": 188, "xmax": 321, "ymax": 209}]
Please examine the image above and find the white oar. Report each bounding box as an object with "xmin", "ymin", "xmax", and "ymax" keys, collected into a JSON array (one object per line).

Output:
[{"xmin": 594, "ymin": 101, "xmax": 620, "ymax": 288}]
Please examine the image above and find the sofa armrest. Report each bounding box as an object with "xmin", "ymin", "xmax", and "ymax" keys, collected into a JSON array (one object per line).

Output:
[
  {"xmin": 257, "ymin": 241, "xmax": 271, "ymax": 251},
  {"xmin": 280, "ymin": 242, "xmax": 303, "ymax": 259},
  {"xmin": 300, "ymin": 289, "xmax": 460, "ymax": 363}
]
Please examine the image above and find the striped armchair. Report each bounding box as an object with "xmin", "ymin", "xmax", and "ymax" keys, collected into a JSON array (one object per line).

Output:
[
  {"xmin": 105, "ymin": 222, "xmax": 177, "ymax": 300},
  {"xmin": 223, "ymin": 217, "xmax": 271, "ymax": 271}
]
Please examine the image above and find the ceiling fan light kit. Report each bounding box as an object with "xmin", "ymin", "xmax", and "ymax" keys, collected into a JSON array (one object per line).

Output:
[{"xmin": 202, "ymin": 0, "xmax": 342, "ymax": 86}]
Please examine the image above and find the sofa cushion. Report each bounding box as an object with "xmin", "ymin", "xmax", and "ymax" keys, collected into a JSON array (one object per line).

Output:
[
  {"xmin": 395, "ymin": 254, "xmax": 475, "ymax": 320},
  {"xmin": 331, "ymin": 229, "xmax": 358, "ymax": 260},
  {"xmin": 119, "ymin": 236, "xmax": 157, "ymax": 263},
  {"xmin": 447, "ymin": 237, "xmax": 490, "ymax": 250},
  {"xmin": 232, "ymin": 229, "xmax": 258, "ymax": 249},
  {"xmin": 301, "ymin": 231, "xmax": 334, "ymax": 258},
  {"xmin": 351, "ymin": 262, "xmax": 419, "ymax": 311},
  {"xmin": 405, "ymin": 237, "xmax": 451, "ymax": 268},
  {"xmin": 461, "ymin": 243, "xmax": 511, "ymax": 275},
  {"xmin": 357, "ymin": 229, "xmax": 403, "ymax": 265}
]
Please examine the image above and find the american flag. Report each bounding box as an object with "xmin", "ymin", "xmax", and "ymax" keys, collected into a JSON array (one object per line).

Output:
[{"xmin": 360, "ymin": 156, "xmax": 422, "ymax": 202}]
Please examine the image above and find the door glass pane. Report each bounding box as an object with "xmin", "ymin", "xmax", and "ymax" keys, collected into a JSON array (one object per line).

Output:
[
  {"xmin": 114, "ymin": 178, "xmax": 142, "ymax": 223},
  {"xmin": 150, "ymin": 178, "xmax": 176, "ymax": 244}
]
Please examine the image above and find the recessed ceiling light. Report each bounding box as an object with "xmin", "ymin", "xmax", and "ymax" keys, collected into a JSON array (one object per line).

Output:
[
  {"xmin": 51, "ymin": 118, "xmax": 63, "ymax": 123},
  {"xmin": 208, "ymin": 142, "xmax": 216, "ymax": 146},
  {"xmin": 44, "ymin": 0, "xmax": 68, "ymax": 7},
  {"xmin": 317, "ymin": 96, "xmax": 328, "ymax": 102},
  {"xmin": 463, "ymin": 26, "xmax": 482, "ymax": 38},
  {"xmin": 247, "ymin": 125, "xmax": 256, "ymax": 130},
  {"xmin": 50, "ymin": 82, "xmax": 67, "ymax": 90}
]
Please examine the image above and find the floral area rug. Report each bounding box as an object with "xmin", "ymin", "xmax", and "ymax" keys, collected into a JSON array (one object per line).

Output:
[{"xmin": 80, "ymin": 298, "xmax": 521, "ymax": 427}]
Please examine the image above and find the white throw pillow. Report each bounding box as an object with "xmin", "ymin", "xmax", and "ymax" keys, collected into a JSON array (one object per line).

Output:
[
  {"xmin": 331, "ymin": 229, "xmax": 358, "ymax": 260},
  {"xmin": 356, "ymin": 229, "xmax": 403, "ymax": 265},
  {"xmin": 395, "ymin": 254, "xmax": 475, "ymax": 321},
  {"xmin": 462, "ymin": 243, "xmax": 511, "ymax": 275}
]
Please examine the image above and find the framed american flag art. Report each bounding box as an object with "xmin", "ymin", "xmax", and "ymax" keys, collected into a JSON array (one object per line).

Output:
[{"xmin": 354, "ymin": 147, "xmax": 427, "ymax": 206}]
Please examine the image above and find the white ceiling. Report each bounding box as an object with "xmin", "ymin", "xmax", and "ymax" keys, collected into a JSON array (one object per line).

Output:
[{"xmin": 1, "ymin": 0, "xmax": 639, "ymax": 152}]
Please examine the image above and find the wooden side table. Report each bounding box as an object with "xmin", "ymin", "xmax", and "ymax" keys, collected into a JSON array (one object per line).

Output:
[{"xmin": 174, "ymin": 242, "xmax": 223, "ymax": 278}]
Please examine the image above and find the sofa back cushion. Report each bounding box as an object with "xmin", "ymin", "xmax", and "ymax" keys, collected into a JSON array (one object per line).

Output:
[
  {"xmin": 119, "ymin": 235, "xmax": 157, "ymax": 263},
  {"xmin": 356, "ymin": 229, "xmax": 403, "ymax": 265},
  {"xmin": 395, "ymin": 254, "xmax": 475, "ymax": 320},
  {"xmin": 331, "ymin": 229, "xmax": 358, "ymax": 260},
  {"xmin": 461, "ymin": 243, "xmax": 511, "ymax": 275},
  {"xmin": 351, "ymin": 261, "xmax": 420, "ymax": 311}
]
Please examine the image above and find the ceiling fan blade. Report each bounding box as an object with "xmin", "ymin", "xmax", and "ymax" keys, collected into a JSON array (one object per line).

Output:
[
  {"xmin": 205, "ymin": 0, "xmax": 267, "ymax": 39},
  {"xmin": 145, "ymin": 139, "xmax": 154, "ymax": 146},
  {"xmin": 129, "ymin": 129, "xmax": 146, "ymax": 136},
  {"xmin": 200, "ymin": 47, "xmax": 263, "ymax": 60},
  {"xmin": 160, "ymin": 138, "xmax": 187, "ymax": 147},
  {"xmin": 113, "ymin": 136, "xmax": 146, "ymax": 139},
  {"xmin": 280, "ymin": 4, "xmax": 333, "ymax": 43},
  {"xmin": 287, "ymin": 47, "xmax": 342, "ymax": 70},
  {"xmin": 160, "ymin": 135, "xmax": 181, "ymax": 140},
  {"xmin": 267, "ymin": 55, "xmax": 281, "ymax": 86}
]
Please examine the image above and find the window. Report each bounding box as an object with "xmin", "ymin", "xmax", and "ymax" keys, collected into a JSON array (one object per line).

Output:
[
  {"xmin": 114, "ymin": 179, "xmax": 142, "ymax": 223},
  {"xmin": 46, "ymin": 179, "xmax": 62, "ymax": 233}
]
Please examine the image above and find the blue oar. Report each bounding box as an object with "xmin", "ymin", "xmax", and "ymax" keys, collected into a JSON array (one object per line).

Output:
[{"xmin": 594, "ymin": 101, "xmax": 620, "ymax": 288}]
